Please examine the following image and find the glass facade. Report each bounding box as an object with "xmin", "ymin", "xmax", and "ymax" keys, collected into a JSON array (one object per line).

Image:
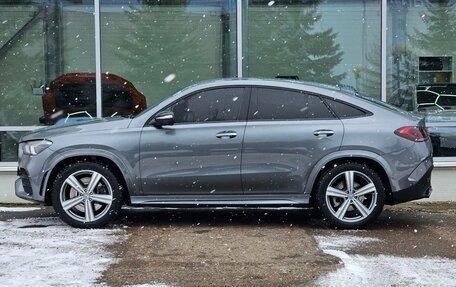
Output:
[
  {"xmin": 100, "ymin": 0, "xmax": 237, "ymax": 111},
  {"xmin": 0, "ymin": 0, "xmax": 95, "ymax": 161},
  {"xmin": 244, "ymin": 0, "xmax": 381, "ymax": 99},
  {"xmin": 387, "ymin": 0, "xmax": 456, "ymax": 157},
  {"xmin": 0, "ymin": 0, "xmax": 455, "ymax": 162},
  {"xmin": 0, "ymin": 1, "xmax": 45, "ymax": 127}
]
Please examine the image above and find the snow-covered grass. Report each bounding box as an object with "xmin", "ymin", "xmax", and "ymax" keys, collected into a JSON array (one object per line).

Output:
[
  {"xmin": 0, "ymin": 207, "xmax": 41, "ymax": 212},
  {"xmin": 315, "ymin": 234, "xmax": 456, "ymax": 286},
  {"xmin": 0, "ymin": 217, "xmax": 123, "ymax": 286}
]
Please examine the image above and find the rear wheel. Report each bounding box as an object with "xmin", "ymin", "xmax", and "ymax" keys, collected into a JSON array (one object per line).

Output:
[
  {"xmin": 52, "ymin": 162, "xmax": 123, "ymax": 228},
  {"xmin": 316, "ymin": 162, "xmax": 385, "ymax": 229}
]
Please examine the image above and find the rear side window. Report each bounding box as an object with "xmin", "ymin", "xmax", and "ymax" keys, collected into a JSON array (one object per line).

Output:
[
  {"xmin": 249, "ymin": 88, "xmax": 334, "ymax": 120},
  {"xmin": 324, "ymin": 98, "xmax": 367, "ymax": 118}
]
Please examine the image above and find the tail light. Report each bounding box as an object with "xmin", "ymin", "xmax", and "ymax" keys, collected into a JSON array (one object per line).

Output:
[{"xmin": 394, "ymin": 126, "xmax": 428, "ymax": 142}]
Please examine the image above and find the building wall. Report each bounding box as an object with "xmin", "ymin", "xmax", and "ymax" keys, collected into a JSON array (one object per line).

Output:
[
  {"xmin": 0, "ymin": 171, "xmax": 26, "ymax": 203},
  {"xmin": 428, "ymin": 167, "xmax": 456, "ymax": 201}
]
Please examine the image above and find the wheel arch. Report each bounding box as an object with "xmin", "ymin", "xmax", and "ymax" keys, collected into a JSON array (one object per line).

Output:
[
  {"xmin": 306, "ymin": 151, "xmax": 393, "ymax": 205},
  {"xmin": 43, "ymin": 151, "xmax": 136, "ymax": 206}
]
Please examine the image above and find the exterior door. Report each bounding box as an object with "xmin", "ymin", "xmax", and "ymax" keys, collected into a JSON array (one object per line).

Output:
[
  {"xmin": 140, "ymin": 87, "xmax": 249, "ymax": 195},
  {"xmin": 241, "ymin": 87, "xmax": 344, "ymax": 194}
]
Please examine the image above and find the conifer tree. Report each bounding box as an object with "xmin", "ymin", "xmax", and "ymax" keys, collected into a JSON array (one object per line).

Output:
[
  {"xmin": 247, "ymin": 1, "xmax": 345, "ymax": 85},
  {"xmin": 111, "ymin": 5, "xmax": 224, "ymax": 104},
  {"xmin": 410, "ymin": 0, "xmax": 456, "ymax": 55}
]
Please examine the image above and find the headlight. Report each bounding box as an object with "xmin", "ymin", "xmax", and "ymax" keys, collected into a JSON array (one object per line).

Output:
[{"xmin": 22, "ymin": 140, "xmax": 53, "ymax": 155}]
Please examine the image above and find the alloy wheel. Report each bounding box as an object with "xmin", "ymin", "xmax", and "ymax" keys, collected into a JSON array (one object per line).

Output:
[
  {"xmin": 59, "ymin": 170, "xmax": 113, "ymax": 223},
  {"xmin": 325, "ymin": 170, "xmax": 378, "ymax": 223}
]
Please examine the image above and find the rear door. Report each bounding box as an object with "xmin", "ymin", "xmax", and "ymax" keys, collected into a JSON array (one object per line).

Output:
[{"xmin": 241, "ymin": 87, "xmax": 344, "ymax": 194}]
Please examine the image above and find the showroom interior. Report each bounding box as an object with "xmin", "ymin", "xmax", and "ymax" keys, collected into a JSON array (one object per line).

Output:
[{"xmin": 0, "ymin": 0, "xmax": 455, "ymax": 201}]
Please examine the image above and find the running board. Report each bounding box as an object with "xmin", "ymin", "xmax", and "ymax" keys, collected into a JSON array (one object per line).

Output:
[{"xmin": 129, "ymin": 196, "xmax": 310, "ymax": 207}]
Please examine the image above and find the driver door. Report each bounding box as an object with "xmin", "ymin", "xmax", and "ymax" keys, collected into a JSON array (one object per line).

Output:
[{"xmin": 139, "ymin": 87, "xmax": 249, "ymax": 195}]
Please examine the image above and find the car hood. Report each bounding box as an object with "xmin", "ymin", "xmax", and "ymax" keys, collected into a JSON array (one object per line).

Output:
[{"xmin": 21, "ymin": 117, "xmax": 132, "ymax": 142}]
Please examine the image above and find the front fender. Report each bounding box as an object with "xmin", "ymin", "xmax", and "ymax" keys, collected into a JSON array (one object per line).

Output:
[{"xmin": 41, "ymin": 146, "xmax": 140, "ymax": 197}]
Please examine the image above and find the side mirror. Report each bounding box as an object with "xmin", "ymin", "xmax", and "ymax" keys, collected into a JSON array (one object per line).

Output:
[{"xmin": 152, "ymin": 111, "xmax": 174, "ymax": 127}]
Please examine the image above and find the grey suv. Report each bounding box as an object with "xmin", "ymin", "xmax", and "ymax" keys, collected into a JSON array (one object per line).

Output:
[{"xmin": 15, "ymin": 79, "xmax": 433, "ymax": 228}]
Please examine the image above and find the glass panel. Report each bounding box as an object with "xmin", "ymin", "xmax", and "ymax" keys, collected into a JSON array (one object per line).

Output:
[
  {"xmin": 387, "ymin": 0, "xmax": 456, "ymax": 157},
  {"xmin": 250, "ymin": 88, "xmax": 334, "ymax": 120},
  {"xmin": 100, "ymin": 0, "xmax": 237, "ymax": 117},
  {"xmin": 244, "ymin": 0, "xmax": 381, "ymax": 99},
  {"xmin": 324, "ymin": 99, "xmax": 367, "ymax": 118},
  {"xmin": 0, "ymin": 0, "xmax": 95, "ymax": 161},
  {"xmin": 0, "ymin": 131, "xmax": 28, "ymax": 162},
  {"xmin": 168, "ymin": 88, "xmax": 244, "ymax": 123},
  {"xmin": 0, "ymin": 1, "xmax": 44, "ymax": 126},
  {"xmin": 0, "ymin": 1, "xmax": 95, "ymax": 126}
]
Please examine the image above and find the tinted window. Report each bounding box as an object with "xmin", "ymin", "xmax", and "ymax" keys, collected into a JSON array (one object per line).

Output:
[
  {"xmin": 102, "ymin": 84, "xmax": 133, "ymax": 109},
  {"xmin": 417, "ymin": 91, "xmax": 438, "ymax": 105},
  {"xmin": 168, "ymin": 88, "xmax": 244, "ymax": 123},
  {"xmin": 325, "ymin": 99, "xmax": 367, "ymax": 118},
  {"xmin": 249, "ymin": 88, "xmax": 334, "ymax": 120},
  {"xmin": 55, "ymin": 83, "xmax": 95, "ymax": 109},
  {"xmin": 55, "ymin": 83, "xmax": 133, "ymax": 109}
]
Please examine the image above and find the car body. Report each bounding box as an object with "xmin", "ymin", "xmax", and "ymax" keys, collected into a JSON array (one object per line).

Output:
[
  {"xmin": 39, "ymin": 73, "xmax": 147, "ymax": 125},
  {"xmin": 416, "ymin": 84, "xmax": 456, "ymax": 112},
  {"xmin": 16, "ymin": 79, "xmax": 433, "ymax": 228}
]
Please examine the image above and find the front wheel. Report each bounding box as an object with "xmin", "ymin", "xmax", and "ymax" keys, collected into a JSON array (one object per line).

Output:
[
  {"xmin": 316, "ymin": 162, "xmax": 385, "ymax": 229},
  {"xmin": 52, "ymin": 162, "xmax": 123, "ymax": 228}
]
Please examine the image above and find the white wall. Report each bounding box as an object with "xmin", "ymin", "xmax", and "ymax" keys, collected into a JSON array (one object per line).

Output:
[
  {"xmin": 0, "ymin": 168, "xmax": 454, "ymax": 204},
  {"xmin": 0, "ymin": 171, "xmax": 27, "ymax": 203},
  {"xmin": 428, "ymin": 167, "xmax": 456, "ymax": 201}
]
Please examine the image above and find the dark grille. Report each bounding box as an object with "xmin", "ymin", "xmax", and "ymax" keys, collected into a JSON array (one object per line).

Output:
[
  {"xmin": 18, "ymin": 168, "xmax": 33, "ymax": 196},
  {"xmin": 22, "ymin": 177, "xmax": 33, "ymax": 196}
]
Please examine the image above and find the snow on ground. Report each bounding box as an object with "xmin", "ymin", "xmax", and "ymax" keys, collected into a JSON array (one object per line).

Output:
[
  {"xmin": 0, "ymin": 217, "xmax": 124, "ymax": 287},
  {"xmin": 0, "ymin": 207, "xmax": 41, "ymax": 212},
  {"xmin": 315, "ymin": 234, "xmax": 456, "ymax": 287}
]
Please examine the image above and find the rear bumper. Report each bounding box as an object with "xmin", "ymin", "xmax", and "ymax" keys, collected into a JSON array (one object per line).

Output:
[{"xmin": 389, "ymin": 165, "xmax": 433, "ymax": 205}]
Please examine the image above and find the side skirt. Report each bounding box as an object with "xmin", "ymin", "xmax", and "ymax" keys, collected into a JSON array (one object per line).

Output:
[{"xmin": 129, "ymin": 194, "xmax": 311, "ymax": 208}]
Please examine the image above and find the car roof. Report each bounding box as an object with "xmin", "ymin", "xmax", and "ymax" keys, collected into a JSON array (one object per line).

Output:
[{"xmin": 176, "ymin": 78, "xmax": 344, "ymax": 95}]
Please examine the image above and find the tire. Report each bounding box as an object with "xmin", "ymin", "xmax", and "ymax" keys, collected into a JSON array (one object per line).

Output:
[
  {"xmin": 316, "ymin": 162, "xmax": 385, "ymax": 229},
  {"xmin": 52, "ymin": 161, "xmax": 123, "ymax": 228}
]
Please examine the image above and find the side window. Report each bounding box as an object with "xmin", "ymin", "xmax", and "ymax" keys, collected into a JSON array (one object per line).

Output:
[
  {"xmin": 167, "ymin": 88, "xmax": 244, "ymax": 124},
  {"xmin": 249, "ymin": 88, "xmax": 334, "ymax": 120},
  {"xmin": 324, "ymin": 98, "xmax": 367, "ymax": 118}
]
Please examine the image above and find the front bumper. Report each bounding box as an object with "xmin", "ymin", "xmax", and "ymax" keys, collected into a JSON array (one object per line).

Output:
[
  {"xmin": 389, "ymin": 164, "xmax": 433, "ymax": 205},
  {"xmin": 15, "ymin": 171, "xmax": 46, "ymax": 203},
  {"xmin": 14, "ymin": 148, "xmax": 55, "ymax": 204},
  {"xmin": 15, "ymin": 177, "xmax": 35, "ymax": 202}
]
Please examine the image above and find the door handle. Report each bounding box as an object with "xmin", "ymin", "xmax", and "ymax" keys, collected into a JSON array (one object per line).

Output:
[
  {"xmin": 216, "ymin": 131, "xmax": 237, "ymax": 139},
  {"xmin": 313, "ymin": 129, "xmax": 334, "ymax": 137}
]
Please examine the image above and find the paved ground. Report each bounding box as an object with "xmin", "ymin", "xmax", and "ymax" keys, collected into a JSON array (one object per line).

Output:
[
  {"xmin": 101, "ymin": 203, "xmax": 456, "ymax": 286},
  {"xmin": 0, "ymin": 202, "xmax": 455, "ymax": 286},
  {"xmin": 102, "ymin": 208, "xmax": 337, "ymax": 286}
]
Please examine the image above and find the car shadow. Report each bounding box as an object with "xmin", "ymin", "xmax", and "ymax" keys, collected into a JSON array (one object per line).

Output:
[{"xmin": 116, "ymin": 207, "xmax": 329, "ymax": 229}]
